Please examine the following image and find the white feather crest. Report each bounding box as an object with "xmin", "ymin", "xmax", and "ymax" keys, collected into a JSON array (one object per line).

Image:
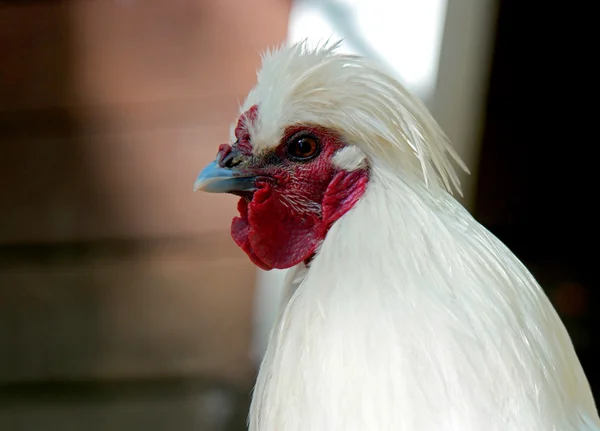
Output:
[{"xmin": 239, "ymin": 39, "xmax": 469, "ymax": 195}]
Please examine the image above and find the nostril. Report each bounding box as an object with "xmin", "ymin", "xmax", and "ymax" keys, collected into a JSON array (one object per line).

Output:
[{"xmin": 219, "ymin": 148, "xmax": 242, "ymax": 169}]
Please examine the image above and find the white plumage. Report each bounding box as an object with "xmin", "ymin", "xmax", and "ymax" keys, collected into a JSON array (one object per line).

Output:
[{"xmin": 205, "ymin": 41, "xmax": 600, "ymax": 430}]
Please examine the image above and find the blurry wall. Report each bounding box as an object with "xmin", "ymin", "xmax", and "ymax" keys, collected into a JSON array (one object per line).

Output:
[{"xmin": 0, "ymin": 0, "xmax": 290, "ymax": 387}]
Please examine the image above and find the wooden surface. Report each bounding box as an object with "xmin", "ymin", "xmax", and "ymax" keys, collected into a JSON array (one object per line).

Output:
[{"xmin": 0, "ymin": 0, "xmax": 291, "ymax": 386}]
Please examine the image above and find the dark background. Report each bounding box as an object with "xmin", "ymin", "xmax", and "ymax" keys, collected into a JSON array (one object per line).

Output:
[{"xmin": 474, "ymin": 0, "xmax": 598, "ymax": 399}]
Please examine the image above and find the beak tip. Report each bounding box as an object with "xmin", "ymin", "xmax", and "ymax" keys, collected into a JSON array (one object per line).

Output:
[
  {"xmin": 193, "ymin": 177, "xmax": 204, "ymax": 192},
  {"xmin": 193, "ymin": 160, "xmax": 227, "ymax": 193},
  {"xmin": 193, "ymin": 159, "xmax": 256, "ymax": 194},
  {"xmin": 193, "ymin": 181, "xmax": 205, "ymax": 193}
]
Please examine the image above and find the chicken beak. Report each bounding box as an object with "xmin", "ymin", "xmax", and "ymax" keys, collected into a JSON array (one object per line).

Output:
[{"xmin": 193, "ymin": 160, "xmax": 256, "ymax": 194}]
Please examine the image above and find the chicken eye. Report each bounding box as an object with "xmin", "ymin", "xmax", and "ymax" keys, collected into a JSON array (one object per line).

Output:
[{"xmin": 287, "ymin": 134, "xmax": 320, "ymax": 161}]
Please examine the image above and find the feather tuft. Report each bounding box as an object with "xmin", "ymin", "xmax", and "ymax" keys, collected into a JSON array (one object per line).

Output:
[{"xmin": 239, "ymin": 39, "xmax": 468, "ymax": 195}]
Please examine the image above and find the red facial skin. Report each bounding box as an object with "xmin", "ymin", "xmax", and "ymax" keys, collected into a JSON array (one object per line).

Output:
[{"xmin": 219, "ymin": 106, "xmax": 369, "ymax": 270}]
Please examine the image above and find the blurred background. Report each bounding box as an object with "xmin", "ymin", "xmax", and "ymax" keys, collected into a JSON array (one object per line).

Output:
[{"xmin": 0, "ymin": 0, "xmax": 595, "ymax": 430}]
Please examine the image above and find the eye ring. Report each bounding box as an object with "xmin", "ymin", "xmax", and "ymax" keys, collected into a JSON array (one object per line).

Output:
[{"xmin": 286, "ymin": 132, "xmax": 320, "ymax": 161}]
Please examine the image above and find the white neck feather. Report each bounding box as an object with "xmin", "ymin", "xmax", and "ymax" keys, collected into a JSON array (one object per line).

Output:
[{"xmin": 248, "ymin": 165, "xmax": 599, "ymax": 431}]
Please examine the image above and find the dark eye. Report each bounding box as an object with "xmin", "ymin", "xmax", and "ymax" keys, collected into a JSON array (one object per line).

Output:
[{"xmin": 287, "ymin": 134, "xmax": 320, "ymax": 161}]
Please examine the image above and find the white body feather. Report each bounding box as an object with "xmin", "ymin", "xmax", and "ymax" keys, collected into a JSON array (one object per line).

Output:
[{"xmin": 237, "ymin": 42, "xmax": 599, "ymax": 431}]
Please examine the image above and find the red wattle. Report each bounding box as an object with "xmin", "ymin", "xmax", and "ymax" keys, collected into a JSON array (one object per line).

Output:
[
  {"xmin": 230, "ymin": 169, "xmax": 369, "ymax": 270},
  {"xmin": 231, "ymin": 199, "xmax": 272, "ymax": 270}
]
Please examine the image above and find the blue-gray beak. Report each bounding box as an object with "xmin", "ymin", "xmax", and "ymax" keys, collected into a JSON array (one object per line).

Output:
[{"xmin": 193, "ymin": 160, "xmax": 257, "ymax": 194}]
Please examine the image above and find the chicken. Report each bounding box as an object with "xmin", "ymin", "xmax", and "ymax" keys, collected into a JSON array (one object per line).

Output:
[{"xmin": 193, "ymin": 41, "xmax": 599, "ymax": 431}]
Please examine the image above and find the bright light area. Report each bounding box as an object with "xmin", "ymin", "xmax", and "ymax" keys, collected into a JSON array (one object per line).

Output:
[{"xmin": 287, "ymin": 0, "xmax": 448, "ymax": 101}]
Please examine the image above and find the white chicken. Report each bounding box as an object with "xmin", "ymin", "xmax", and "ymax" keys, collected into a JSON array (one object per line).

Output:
[{"xmin": 194, "ymin": 41, "xmax": 599, "ymax": 431}]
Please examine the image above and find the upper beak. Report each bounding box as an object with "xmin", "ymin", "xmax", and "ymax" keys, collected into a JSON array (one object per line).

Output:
[{"xmin": 193, "ymin": 160, "xmax": 257, "ymax": 194}]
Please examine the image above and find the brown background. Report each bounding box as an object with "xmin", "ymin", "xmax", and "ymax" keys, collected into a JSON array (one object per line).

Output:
[{"xmin": 0, "ymin": 0, "xmax": 291, "ymax": 388}]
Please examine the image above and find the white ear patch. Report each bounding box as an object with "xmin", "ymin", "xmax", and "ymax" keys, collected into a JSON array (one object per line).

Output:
[{"xmin": 332, "ymin": 145, "xmax": 367, "ymax": 171}]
